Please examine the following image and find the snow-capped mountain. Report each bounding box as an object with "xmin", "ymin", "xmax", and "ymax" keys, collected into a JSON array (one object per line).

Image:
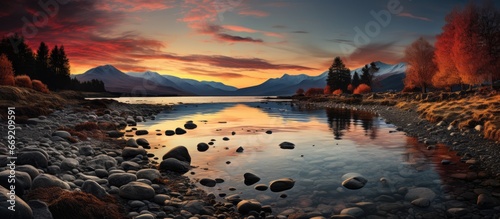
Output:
[
  {"xmin": 126, "ymin": 71, "xmax": 237, "ymax": 95},
  {"xmin": 75, "ymin": 65, "xmax": 189, "ymax": 96}
]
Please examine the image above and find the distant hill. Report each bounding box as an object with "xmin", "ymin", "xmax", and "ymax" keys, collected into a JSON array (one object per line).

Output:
[
  {"xmin": 233, "ymin": 61, "xmax": 407, "ymax": 95},
  {"xmin": 74, "ymin": 62, "xmax": 406, "ymax": 96},
  {"xmin": 74, "ymin": 65, "xmax": 190, "ymax": 96},
  {"xmin": 127, "ymin": 71, "xmax": 237, "ymax": 95}
]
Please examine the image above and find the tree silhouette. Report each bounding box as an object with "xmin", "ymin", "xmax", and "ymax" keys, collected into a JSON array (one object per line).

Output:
[
  {"xmin": 0, "ymin": 34, "xmax": 35, "ymax": 77},
  {"xmin": 36, "ymin": 42, "xmax": 50, "ymax": 82},
  {"xmin": 49, "ymin": 45, "xmax": 71, "ymax": 90},
  {"xmin": 352, "ymin": 71, "xmax": 360, "ymax": 89},
  {"xmin": 404, "ymin": 37, "xmax": 437, "ymax": 93},
  {"xmin": 326, "ymin": 57, "xmax": 351, "ymax": 92}
]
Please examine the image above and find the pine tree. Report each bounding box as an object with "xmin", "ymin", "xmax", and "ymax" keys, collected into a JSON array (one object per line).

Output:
[
  {"xmin": 326, "ymin": 57, "xmax": 351, "ymax": 92},
  {"xmin": 352, "ymin": 71, "xmax": 360, "ymax": 89},
  {"xmin": 48, "ymin": 45, "xmax": 70, "ymax": 90},
  {"xmin": 35, "ymin": 42, "xmax": 50, "ymax": 82},
  {"xmin": 360, "ymin": 65, "xmax": 371, "ymax": 86},
  {"xmin": 57, "ymin": 45, "xmax": 71, "ymax": 88},
  {"xmin": 0, "ymin": 34, "xmax": 35, "ymax": 77}
]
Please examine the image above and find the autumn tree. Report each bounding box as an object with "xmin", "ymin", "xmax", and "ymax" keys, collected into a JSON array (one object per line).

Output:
[
  {"xmin": 404, "ymin": 37, "xmax": 437, "ymax": 93},
  {"xmin": 0, "ymin": 54, "xmax": 15, "ymax": 85},
  {"xmin": 323, "ymin": 85, "xmax": 331, "ymax": 95},
  {"xmin": 326, "ymin": 57, "xmax": 351, "ymax": 92}
]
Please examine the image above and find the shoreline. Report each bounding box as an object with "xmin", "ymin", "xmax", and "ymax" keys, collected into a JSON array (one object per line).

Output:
[{"xmin": 1, "ymin": 87, "xmax": 500, "ymax": 218}]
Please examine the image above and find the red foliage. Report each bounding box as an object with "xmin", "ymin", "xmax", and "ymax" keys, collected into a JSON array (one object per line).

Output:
[
  {"xmin": 404, "ymin": 37, "xmax": 437, "ymax": 93},
  {"xmin": 0, "ymin": 54, "xmax": 15, "ymax": 86},
  {"xmin": 332, "ymin": 89, "xmax": 343, "ymax": 95},
  {"xmin": 15, "ymin": 75, "xmax": 32, "ymax": 88},
  {"xmin": 347, "ymin": 84, "xmax": 354, "ymax": 92},
  {"xmin": 353, "ymin": 84, "xmax": 371, "ymax": 94},
  {"xmin": 304, "ymin": 88, "xmax": 324, "ymax": 96},
  {"xmin": 32, "ymin": 80, "xmax": 49, "ymax": 93},
  {"xmin": 323, "ymin": 85, "xmax": 331, "ymax": 95}
]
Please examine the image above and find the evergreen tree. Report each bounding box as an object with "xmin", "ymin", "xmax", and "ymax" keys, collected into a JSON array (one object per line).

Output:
[
  {"xmin": 326, "ymin": 57, "xmax": 351, "ymax": 92},
  {"xmin": 57, "ymin": 45, "xmax": 71, "ymax": 88},
  {"xmin": 352, "ymin": 71, "xmax": 360, "ymax": 89},
  {"xmin": 0, "ymin": 34, "xmax": 35, "ymax": 77},
  {"xmin": 360, "ymin": 65, "xmax": 371, "ymax": 86},
  {"xmin": 35, "ymin": 42, "xmax": 50, "ymax": 81},
  {"xmin": 48, "ymin": 45, "xmax": 70, "ymax": 90}
]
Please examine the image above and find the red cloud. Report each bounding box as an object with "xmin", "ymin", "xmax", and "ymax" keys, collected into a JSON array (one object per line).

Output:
[
  {"xmin": 99, "ymin": 0, "xmax": 173, "ymax": 12},
  {"xmin": 397, "ymin": 12, "xmax": 432, "ymax": 22}
]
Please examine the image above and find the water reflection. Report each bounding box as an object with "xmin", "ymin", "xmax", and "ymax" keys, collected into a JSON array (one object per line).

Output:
[{"xmin": 325, "ymin": 108, "xmax": 378, "ymax": 140}]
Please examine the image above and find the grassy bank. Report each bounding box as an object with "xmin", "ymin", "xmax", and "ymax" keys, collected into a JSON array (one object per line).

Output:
[{"xmin": 295, "ymin": 90, "xmax": 500, "ymax": 142}]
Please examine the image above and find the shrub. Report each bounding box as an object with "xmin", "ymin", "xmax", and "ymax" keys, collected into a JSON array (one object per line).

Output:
[
  {"xmin": 332, "ymin": 89, "xmax": 343, "ymax": 95},
  {"xmin": 354, "ymin": 84, "xmax": 371, "ymax": 94},
  {"xmin": 304, "ymin": 88, "xmax": 324, "ymax": 96},
  {"xmin": 0, "ymin": 54, "xmax": 15, "ymax": 86},
  {"xmin": 32, "ymin": 80, "xmax": 49, "ymax": 93},
  {"xmin": 15, "ymin": 75, "xmax": 32, "ymax": 88},
  {"xmin": 347, "ymin": 84, "xmax": 354, "ymax": 92},
  {"xmin": 323, "ymin": 85, "xmax": 331, "ymax": 95}
]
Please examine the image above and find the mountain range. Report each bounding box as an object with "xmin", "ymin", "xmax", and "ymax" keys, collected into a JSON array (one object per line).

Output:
[{"xmin": 74, "ymin": 61, "xmax": 407, "ymax": 96}]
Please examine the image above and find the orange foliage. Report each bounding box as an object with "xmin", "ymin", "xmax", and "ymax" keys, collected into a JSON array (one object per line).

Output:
[
  {"xmin": 15, "ymin": 75, "xmax": 32, "ymax": 88},
  {"xmin": 404, "ymin": 37, "xmax": 437, "ymax": 93},
  {"xmin": 323, "ymin": 85, "xmax": 331, "ymax": 95},
  {"xmin": 304, "ymin": 88, "xmax": 324, "ymax": 96},
  {"xmin": 353, "ymin": 84, "xmax": 371, "ymax": 94},
  {"xmin": 347, "ymin": 84, "xmax": 354, "ymax": 92},
  {"xmin": 0, "ymin": 54, "xmax": 15, "ymax": 86},
  {"xmin": 32, "ymin": 80, "xmax": 49, "ymax": 93},
  {"xmin": 332, "ymin": 89, "xmax": 342, "ymax": 95}
]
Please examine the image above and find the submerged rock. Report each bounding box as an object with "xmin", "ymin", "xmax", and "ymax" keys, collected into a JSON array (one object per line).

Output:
[
  {"xmin": 165, "ymin": 130, "xmax": 175, "ymax": 136},
  {"xmin": 159, "ymin": 158, "xmax": 190, "ymax": 174},
  {"xmin": 236, "ymin": 146, "xmax": 244, "ymax": 153},
  {"xmin": 237, "ymin": 199, "xmax": 262, "ymax": 214},
  {"xmin": 175, "ymin": 128, "xmax": 187, "ymax": 135},
  {"xmin": 199, "ymin": 178, "xmax": 217, "ymax": 187},
  {"xmin": 279, "ymin": 142, "xmax": 295, "ymax": 149},
  {"xmin": 184, "ymin": 122, "xmax": 197, "ymax": 130},
  {"xmin": 269, "ymin": 178, "xmax": 295, "ymax": 192},
  {"xmin": 244, "ymin": 173, "xmax": 261, "ymax": 186},
  {"xmin": 342, "ymin": 176, "xmax": 368, "ymax": 190}
]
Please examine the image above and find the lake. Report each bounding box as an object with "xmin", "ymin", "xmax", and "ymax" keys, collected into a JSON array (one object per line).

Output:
[{"xmin": 122, "ymin": 97, "xmax": 471, "ymax": 217}]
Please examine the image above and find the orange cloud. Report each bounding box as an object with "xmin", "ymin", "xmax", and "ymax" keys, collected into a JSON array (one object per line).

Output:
[{"xmin": 238, "ymin": 9, "xmax": 269, "ymax": 17}]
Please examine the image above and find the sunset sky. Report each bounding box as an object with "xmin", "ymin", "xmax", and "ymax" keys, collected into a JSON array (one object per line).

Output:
[{"xmin": 0, "ymin": 0, "xmax": 479, "ymax": 88}]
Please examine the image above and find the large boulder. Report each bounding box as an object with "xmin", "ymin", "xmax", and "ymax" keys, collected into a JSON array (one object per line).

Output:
[
  {"xmin": 18, "ymin": 151, "xmax": 48, "ymax": 168},
  {"xmin": 119, "ymin": 182, "xmax": 155, "ymax": 200},
  {"xmin": 0, "ymin": 170, "xmax": 31, "ymax": 195},
  {"xmin": 32, "ymin": 174, "xmax": 70, "ymax": 190},
  {"xmin": 269, "ymin": 178, "xmax": 295, "ymax": 192},
  {"xmin": 237, "ymin": 199, "xmax": 262, "ymax": 214},
  {"xmin": 162, "ymin": 146, "xmax": 191, "ymax": 164},
  {"xmin": 0, "ymin": 185, "xmax": 33, "ymax": 219},
  {"xmin": 159, "ymin": 158, "xmax": 190, "ymax": 174}
]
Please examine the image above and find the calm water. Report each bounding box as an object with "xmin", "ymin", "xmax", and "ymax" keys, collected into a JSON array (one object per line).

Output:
[
  {"xmin": 89, "ymin": 96, "xmax": 287, "ymax": 104},
  {"xmin": 126, "ymin": 99, "xmax": 469, "ymax": 215}
]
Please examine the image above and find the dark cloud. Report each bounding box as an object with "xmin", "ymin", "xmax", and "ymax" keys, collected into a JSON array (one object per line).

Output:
[
  {"xmin": 347, "ymin": 42, "xmax": 403, "ymax": 68},
  {"xmin": 272, "ymin": 25, "xmax": 287, "ymax": 29},
  {"xmin": 198, "ymin": 23, "xmax": 265, "ymax": 43},
  {"xmin": 291, "ymin": 30, "xmax": 308, "ymax": 34},
  {"xmin": 215, "ymin": 33, "xmax": 263, "ymax": 43},
  {"xmin": 327, "ymin": 39, "xmax": 353, "ymax": 44}
]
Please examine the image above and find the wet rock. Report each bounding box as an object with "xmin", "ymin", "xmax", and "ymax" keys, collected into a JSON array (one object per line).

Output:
[
  {"xmin": 135, "ymin": 130, "xmax": 149, "ymax": 135},
  {"xmin": 244, "ymin": 173, "xmax": 261, "ymax": 186},
  {"xmin": 231, "ymin": 131, "xmax": 236, "ymax": 135},
  {"xmin": 136, "ymin": 138, "xmax": 149, "ymax": 146},
  {"xmin": 121, "ymin": 161, "xmax": 141, "ymax": 171},
  {"xmin": 0, "ymin": 185, "xmax": 33, "ymax": 219},
  {"xmin": 405, "ymin": 187, "xmax": 436, "ymax": 201},
  {"xmin": 237, "ymin": 199, "xmax": 262, "ymax": 214},
  {"xmin": 136, "ymin": 169, "xmax": 161, "ymax": 181},
  {"xmin": 200, "ymin": 178, "xmax": 217, "ymax": 187},
  {"xmin": 279, "ymin": 142, "xmax": 295, "ymax": 149},
  {"xmin": 236, "ymin": 146, "xmax": 244, "ymax": 153},
  {"xmin": 28, "ymin": 200, "xmax": 52, "ymax": 219},
  {"xmin": 197, "ymin": 143, "xmax": 209, "ymax": 152},
  {"xmin": 122, "ymin": 147, "xmax": 146, "ymax": 158},
  {"xmin": 266, "ymin": 130, "xmax": 272, "ymax": 134},
  {"xmin": 340, "ymin": 207, "xmax": 364, "ymax": 218},
  {"xmin": 342, "ymin": 176, "xmax": 368, "ymax": 190},
  {"xmin": 254, "ymin": 184, "xmax": 268, "ymax": 191},
  {"xmin": 108, "ymin": 173, "xmax": 137, "ymax": 187},
  {"xmin": 184, "ymin": 122, "xmax": 197, "ymax": 130},
  {"xmin": 107, "ymin": 130, "xmax": 124, "ymax": 138},
  {"xmin": 162, "ymin": 146, "xmax": 191, "ymax": 164},
  {"xmin": 269, "ymin": 178, "xmax": 295, "ymax": 192},
  {"xmin": 159, "ymin": 158, "xmax": 190, "ymax": 174},
  {"xmin": 32, "ymin": 174, "xmax": 70, "ymax": 190},
  {"xmin": 81, "ymin": 180, "xmax": 108, "ymax": 198},
  {"xmin": 126, "ymin": 138, "xmax": 140, "ymax": 147},
  {"xmin": 119, "ymin": 182, "xmax": 155, "ymax": 200},
  {"xmin": 165, "ymin": 130, "xmax": 175, "ymax": 136},
  {"xmin": 175, "ymin": 128, "xmax": 186, "ymax": 135},
  {"xmin": 223, "ymin": 137, "xmax": 230, "ymax": 141}
]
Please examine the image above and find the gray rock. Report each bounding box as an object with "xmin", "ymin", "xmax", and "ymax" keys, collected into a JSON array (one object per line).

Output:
[
  {"xmin": 162, "ymin": 146, "xmax": 191, "ymax": 164},
  {"xmin": 197, "ymin": 143, "xmax": 209, "ymax": 152},
  {"xmin": 279, "ymin": 142, "xmax": 295, "ymax": 149},
  {"xmin": 183, "ymin": 200, "xmax": 210, "ymax": 215},
  {"xmin": 122, "ymin": 147, "xmax": 146, "ymax": 158},
  {"xmin": 237, "ymin": 199, "xmax": 262, "ymax": 214},
  {"xmin": 78, "ymin": 145, "xmax": 94, "ymax": 156},
  {"xmin": 135, "ymin": 130, "xmax": 149, "ymax": 135},
  {"xmin": 81, "ymin": 180, "xmax": 108, "ymax": 198},
  {"xmin": 199, "ymin": 178, "xmax": 216, "ymax": 187},
  {"xmin": 107, "ymin": 131, "xmax": 124, "ymax": 138},
  {"xmin": 121, "ymin": 161, "xmax": 141, "ymax": 171},
  {"xmin": 135, "ymin": 213, "xmax": 155, "ymax": 219},
  {"xmin": 0, "ymin": 170, "xmax": 31, "ymax": 195},
  {"xmin": 340, "ymin": 207, "xmax": 364, "ymax": 218},
  {"xmin": 126, "ymin": 138, "xmax": 139, "ymax": 147},
  {"xmin": 18, "ymin": 151, "xmax": 48, "ymax": 168},
  {"xmin": 60, "ymin": 158, "xmax": 79, "ymax": 171},
  {"xmin": 411, "ymin": 198, "xmax": 431, "ymax": 207},
  {"xmin": 159, "ymin": 158, "xmax": 190, "ymax": 174},
  {"xmin": 254, "ymin": 184, "xmax": 268, "ymax": 191},
  {"xmin": 136, "ymin": 138, "xmax": 149, "ymax": 146},
  {"xmin": 342, "ymin": 176, "xmax": 368, "ymax": 190},
  {"xmin": 28, "ymin": 200, "xmax": 53, "ymax": 219},
  {"xmin": 52, "ymin": 130, "xmax": 71, "ymax": 139},
  {"xmin": 87, "ymin": 154, "xmax": 117, "ymax": 170},
  {"xmin": 405, "ymin": 187, "xmax": 436, "ymax": 201},
  {"xmin": 477, "ymin": 194, "xmax": 497, "ymax": 209},
  {"xmin": 269, "ymin": 178, "xmax": 295, "ymax": 192},
  {"xmin": 108, "ymin": 173, "xmax": 137, "ymax": 187},
  {"xmin": 17, "ymin": 165, "xmax": 40, "ymax": 179},
  {"xmin": 32, "ymin": 174, "xmax": 70, "ymax": 190},
  {"xmin": 94, "ymin": 169, "xmax": 109, "ymax": 178},
  {"xmin": 0, "ymin": 185, "xmax": 33, "ymax": 219},
  {"xmin": 136, "ymin": 169, "xmax": 161, "ymax": 181},
  {"xmin": 447, "ymin": 208, "xmax": 469, "ymax": 217},
  {"xmin": 244, "ymin": 173, "xmax": 260, "ymax": 186},
  {"xmin": 119, "ymin": 182, "xmax": 155, "ymax": 200}
]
